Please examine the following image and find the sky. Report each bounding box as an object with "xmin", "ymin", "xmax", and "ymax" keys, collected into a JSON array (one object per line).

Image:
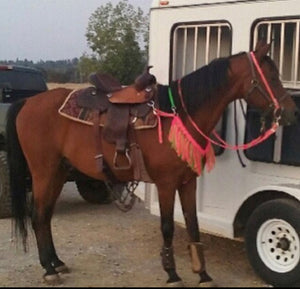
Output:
[{"xmin": 0, "ymin": 0, "xmax": 152, "ymax": 62}]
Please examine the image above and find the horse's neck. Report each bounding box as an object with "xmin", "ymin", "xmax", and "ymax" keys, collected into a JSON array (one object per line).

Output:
[
  {"xmin": 181, "ymin": 82, "xmax": 239, "ymax": 148},
  {"xmin": 186, "ymin": 92, "xmax": 228, "ymax": 137},
  {"xmin": 201, "ymin": 95, "xmax": 228, "ymax": 129},
  {"xmin": 157, "ymin": 81, "xmax": 237, "ymax": 146}
]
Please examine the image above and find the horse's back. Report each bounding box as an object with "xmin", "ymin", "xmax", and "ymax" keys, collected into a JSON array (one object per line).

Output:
[
  {"xmin": 25, "ymin": 87, "xmax": 71, "ymax": 110},
  {"xmin": 16, "ymin": 87, "xmax": 70, "ymax": 128},
  {"xmin": 15, "ymin": 88, "xmax": 72, "ymax": 157}
]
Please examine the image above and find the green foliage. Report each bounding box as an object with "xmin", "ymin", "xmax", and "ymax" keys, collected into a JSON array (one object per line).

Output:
[
  {"xmin": 82, "ymin": 0, "xmax": 149, "ymax": 85},
  {"xmin": 36, "ymin": 59, "xmax": 80, "ymax": 83},
  {"xmin": 77, "ymin": 53, "xmax": 101, "ymax": 82}
]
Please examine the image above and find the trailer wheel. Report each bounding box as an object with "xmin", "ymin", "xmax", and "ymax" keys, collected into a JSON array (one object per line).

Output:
[
  {"xmin": 76, "ymin": 179, "xmax": 111, "ymax": 204},
  {"xmin": 0, "ymin": 151, "xmax": 11, "ymax": 218},
  {"xmin": 245, "ymin": 198, "xmax": 300, "ymax": 287}
]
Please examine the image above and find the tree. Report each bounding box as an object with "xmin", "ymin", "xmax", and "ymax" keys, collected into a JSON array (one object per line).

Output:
[
  {"xmin": 83, "ymin": 0, "xmax": 149, "ymax": 85},
  {"xmin": 77, "ymin": 53, "xmax": 101, "ymax": 82}
]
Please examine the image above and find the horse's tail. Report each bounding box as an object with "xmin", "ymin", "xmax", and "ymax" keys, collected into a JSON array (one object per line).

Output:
[{"xmin": 6, "ymin": 99, "xmax": 29, "ymax": 250}]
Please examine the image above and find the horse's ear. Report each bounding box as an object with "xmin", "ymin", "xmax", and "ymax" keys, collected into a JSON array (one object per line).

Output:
[
  {"xmin": 254, "ymin": 40, "xmax": 271, "ymax": 61},
  {"xmin": 254, "ymin": 40, "xmax": 265, "ymax": 51}
]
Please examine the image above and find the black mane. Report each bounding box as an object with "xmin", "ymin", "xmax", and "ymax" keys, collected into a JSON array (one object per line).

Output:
[{"xmin": 158, "ymin": 56, "xmax": 231, "ymax": 114}]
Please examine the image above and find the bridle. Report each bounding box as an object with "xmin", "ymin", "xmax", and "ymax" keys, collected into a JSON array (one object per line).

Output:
[
  {"xmin": 176, "ymin": 51, "xmax": 284, "ymax": 150},
  {"xmin": 245, "ymin": 51, "xmax": 287, "ymax": 126}
]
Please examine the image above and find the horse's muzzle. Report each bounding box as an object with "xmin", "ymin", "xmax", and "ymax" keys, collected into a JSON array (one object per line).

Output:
[{"xmin": 279, "ymin": 107, "xmax": 300, "ymax": 126}]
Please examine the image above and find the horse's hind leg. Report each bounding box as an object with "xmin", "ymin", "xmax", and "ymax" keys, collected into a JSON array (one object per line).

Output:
[
  {"xmin": 178, "ymin": 177, "xmax": 215, "ymax": 287},
  {"xmin": 31, "ymin": 164, "xmax": 68, "ymax": 284},
  {"xmin": 157, "ymin": 184, "xmax": 183, "ymax": 286}
]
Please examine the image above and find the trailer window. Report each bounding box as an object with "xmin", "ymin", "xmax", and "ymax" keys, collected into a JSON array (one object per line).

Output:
[
  {"xmin": 253, "ymin": 18, "xmax": 300, "ymax": 89},
  {"xmin": 245, "ymin": 17, "xmax": 300, "ymax": 165},
  {"xmin": 171, "ymin": 22, "xmax": 231, "ymax": 80},
  {"xmin": 244, "ymin": 108, "xmax": 275, "ymax": 163},
  {"xmin": 171, "ymin": 22, "xmax": 232, "ymax": 155},
  {"xmin": 245, "ymin": 93, "xmax": 300, "ymax": 165}
]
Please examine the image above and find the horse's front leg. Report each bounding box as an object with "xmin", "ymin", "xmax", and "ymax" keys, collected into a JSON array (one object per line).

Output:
[
  {"xmin": 178, "ymin": 177, "xmax": 215, "ymax": 287},
  {"xmin": 157, "ymin": 184, "xmax": 183, "ymax": 287}
]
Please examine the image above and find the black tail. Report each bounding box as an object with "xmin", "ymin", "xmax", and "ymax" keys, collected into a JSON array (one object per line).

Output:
[{"xmin": 6, "ymin": 99, "xmax": 29, "ymax": 250}]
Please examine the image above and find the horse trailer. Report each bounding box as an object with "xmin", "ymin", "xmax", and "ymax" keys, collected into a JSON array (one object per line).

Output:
[{"xmin": 144, "ymin": 0, "xmax": 300, "ymax": 286}]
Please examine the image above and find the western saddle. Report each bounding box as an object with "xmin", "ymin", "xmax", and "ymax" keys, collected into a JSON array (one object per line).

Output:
[{"xmin": 76, "ymin": 66, "xmax": 157, "ymax": 183}]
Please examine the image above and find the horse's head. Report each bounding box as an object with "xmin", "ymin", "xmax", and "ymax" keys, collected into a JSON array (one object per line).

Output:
[{"xmin": 232, "ymin": 41, "xmax": 298, "ymax": 126}]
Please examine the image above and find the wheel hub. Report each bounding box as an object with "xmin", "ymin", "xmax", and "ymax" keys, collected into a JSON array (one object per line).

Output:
[
  {"xmin": 257, "ymin": 219, "xmax": 300, "ymax": 273},
  {"xmin": 277, "ymin": 237, "xmax": 290, "ymax": 251}
]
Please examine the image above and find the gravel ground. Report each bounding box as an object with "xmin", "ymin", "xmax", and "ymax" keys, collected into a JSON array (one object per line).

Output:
[{"xmin": 0, "ymin": 182, "xmax": 269, "ymax": 287}]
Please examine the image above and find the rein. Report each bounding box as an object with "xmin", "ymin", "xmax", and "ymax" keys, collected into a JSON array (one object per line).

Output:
[
  {"xmin": 149, "ymin": 51, "xmax": 283, "ymax": 175},
  {"xmin": 176, "ymin": 51, "xmax": 281, "ymax": 151}
]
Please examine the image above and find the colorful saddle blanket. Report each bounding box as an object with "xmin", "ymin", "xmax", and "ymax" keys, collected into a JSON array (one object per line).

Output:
[{"xmin": 58, "ymin": 89, "xmax": 157, "ymax": 130}]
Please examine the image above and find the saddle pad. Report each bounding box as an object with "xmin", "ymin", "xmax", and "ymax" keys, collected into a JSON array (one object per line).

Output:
[{"xmin": 58, "ymin": 89, "xmax": 157, "ymax": 130}]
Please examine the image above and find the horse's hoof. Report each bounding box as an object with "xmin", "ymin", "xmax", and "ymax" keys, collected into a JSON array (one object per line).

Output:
[
  {"xmin": 55, "ymin": 264, "xmax": 70, "ymax": 274},
  {"xmin": 167, "ymin": 280, "xmax": 185, "ymax": 287},
  {"xmin": 43, "ymin": 273, "xmax": 62, "ymax": 285},
  {"xmin": 198, "ymin": 280, "xmax": 217, "ymax": 287}
]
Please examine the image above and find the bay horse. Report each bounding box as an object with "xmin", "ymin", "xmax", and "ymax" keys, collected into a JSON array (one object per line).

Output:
[{"xmin": 6, "ymin": 42, "xmax": 298, "ymax": 286}]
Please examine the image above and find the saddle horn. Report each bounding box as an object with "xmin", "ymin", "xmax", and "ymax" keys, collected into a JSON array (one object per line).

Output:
[{"xmin": 134, "ymin": 66, "xmax": 157, "ymax": 91}]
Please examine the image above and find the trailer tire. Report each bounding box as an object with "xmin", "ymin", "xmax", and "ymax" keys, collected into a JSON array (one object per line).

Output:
[
  {"xmin": 0, "ymin": 151, "xmax": 11, "ymax": 218},
  {"xmin": 245, "ymin": 198, "xmax": 300, "ymax": 287},
  {"xmin": 76, "ymin": 179, "xmax": 111, "ymax": 204}
]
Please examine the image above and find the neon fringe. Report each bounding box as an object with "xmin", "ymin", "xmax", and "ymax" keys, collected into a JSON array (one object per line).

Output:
[{"xmin": 168, "ymin": 116, "xmax": 215, "ymax": 176}]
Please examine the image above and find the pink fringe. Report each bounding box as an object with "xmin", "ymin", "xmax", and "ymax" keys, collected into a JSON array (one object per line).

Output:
[{"xmin": 168, "ymin": 116, "xmax": 215, "ymax": 176}]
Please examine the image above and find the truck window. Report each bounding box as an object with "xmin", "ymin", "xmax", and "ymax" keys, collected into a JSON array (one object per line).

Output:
[
  {"xmin": 0, "ymin": 69, "xmax": 47, "ymax": 103},
  {"xmin": 0, "ymin": 70, "xmax": 47, "ymax": 91},
  {"xmin": 170, "ymin": 21, "xmax": 232, "ymax": 155},
  {"xmin": 245, "ymin": 17, "xmax": 300, "ymax": 165}
]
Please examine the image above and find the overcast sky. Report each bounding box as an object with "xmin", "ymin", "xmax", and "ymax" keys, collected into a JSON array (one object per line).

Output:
[{"xmin": 0, "ymin": 0, "xmax": 151, "ymax": 62}]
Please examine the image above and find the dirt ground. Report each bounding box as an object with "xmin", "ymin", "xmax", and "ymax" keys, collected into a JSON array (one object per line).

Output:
[{"xmin": 0, "ymin": 182, "xmax": 270, "ymax": 288}]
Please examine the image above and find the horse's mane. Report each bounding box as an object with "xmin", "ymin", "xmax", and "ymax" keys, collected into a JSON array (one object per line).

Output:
[{"xmin": 158, "ymin": 55, "xmax": 231, "ymax": 114}]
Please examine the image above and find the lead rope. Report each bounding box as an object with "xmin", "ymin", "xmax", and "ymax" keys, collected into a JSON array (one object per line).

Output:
[
  {"xmin": 177, "ymin": 52, "xmax": 280, "ymax": 151},
  {"xmin": 234, "ymin": 100, "xmax": 246, "ymax": 167},
  {"xmin": 150, "ymin": 52, "xmax": 280, "ymax": 174},
  {"xmin": 178, "ymin": 78, "xmax": 278, "ymax": 150}
]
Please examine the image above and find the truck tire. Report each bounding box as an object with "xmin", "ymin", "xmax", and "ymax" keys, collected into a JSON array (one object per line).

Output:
[
  {"xmin": 245, "ymin": 198, "xmax": 300, "ymax": 287},
  {"xmin": 0, "ymin": 151, "xmax": 12, "ymax": 218},
  {"xmin": 76, "ymin": 179, "xmax": 111, "ymax": 204}
]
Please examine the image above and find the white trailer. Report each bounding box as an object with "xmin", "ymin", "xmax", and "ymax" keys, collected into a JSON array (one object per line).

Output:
[{"xmin": 146, "ymin": 0, "xmax": 300, "ymax": 286}]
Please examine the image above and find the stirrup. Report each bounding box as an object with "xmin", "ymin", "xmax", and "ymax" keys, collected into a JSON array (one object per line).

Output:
[{"xmin": 113, "ymin": 149, "xmax": 132, "ymax": 170}]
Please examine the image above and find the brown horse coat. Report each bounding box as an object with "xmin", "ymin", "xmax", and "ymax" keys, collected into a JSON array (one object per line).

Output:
[{"xmin": 7, "ymin": 42, "xmax": 298, "ymax": 286}]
